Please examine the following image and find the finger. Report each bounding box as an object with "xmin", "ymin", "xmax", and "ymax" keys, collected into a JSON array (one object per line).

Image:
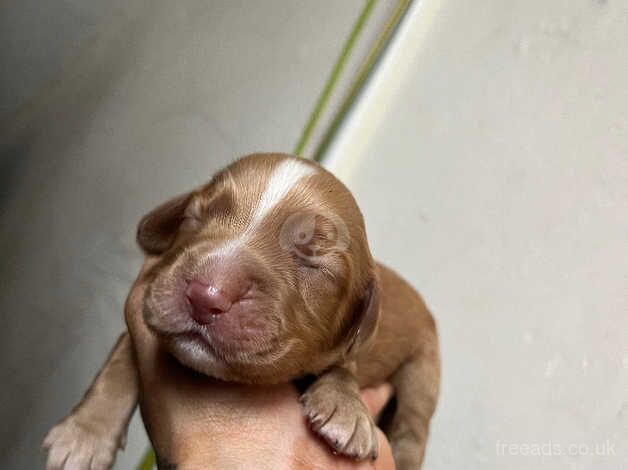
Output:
[
  {"xmin": 46, "ymin": 444, "xmax": 70, "ymax": 470},
  {"xmin": 350, "ymin": 429, "xmax": 396, "ymax": 470},
  {"xmin": 373, "ymin": 428, "xmax": 396, "ymax": 470},
  {"xmin": 360, "ymin": 383, "xmax": 394, "ymax": 418}
]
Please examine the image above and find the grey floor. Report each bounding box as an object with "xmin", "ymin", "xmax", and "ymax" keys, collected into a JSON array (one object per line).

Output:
[{"xmin": 1, "ymin": 1, "xmax": 627, "ymax": 469}]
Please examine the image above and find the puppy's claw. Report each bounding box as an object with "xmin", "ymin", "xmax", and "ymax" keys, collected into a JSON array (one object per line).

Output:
[
  {"xmin": 300, "ymin": 385, "xmax": 379, "ymax": 461},
  {"xmin": 43, "ymin": 415, "xmax": 117, "ymax": 470}
]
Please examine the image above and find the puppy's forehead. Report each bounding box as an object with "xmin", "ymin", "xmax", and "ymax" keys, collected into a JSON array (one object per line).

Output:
[
  {"xmin": 191, "ymin": 153, "xmax": 367, "ymax": 277},
  {"xmin": 199, "ymin": 154, "xmax": 339, "ymax": 236},
  {"xmin": 249, "ymin": 156, "xmax": 317, "ymax": 224}
]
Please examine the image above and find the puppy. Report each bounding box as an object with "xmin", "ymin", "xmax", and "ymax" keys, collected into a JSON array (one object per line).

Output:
[{"xmin": 43, "ymin": 153, "xmax": 440, "ymax": 469}]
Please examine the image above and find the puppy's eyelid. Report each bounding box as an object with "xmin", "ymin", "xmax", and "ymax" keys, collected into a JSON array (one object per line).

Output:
[
  {"xmin": 295, "ymin": 255, "xmax": 330, "ymax": 271},
  {"xmin": 298, "ymin": 262, "xmax": 337, "ymax": 281},
  {"xmin": 180, "ymin": 202, "xmax": 203, "ymax": 230},
  {"xmin": 183, "ymin": 198, "xmax": 203, "ymax": 219},
  {"xmin": 299, "ymin": 258, "xmax": 320, "ymax": 268},
  {"xmin": 182, "ymin": 211, "xmax": 200, "ymax": 220},
  {"xmin": 180, "ymin": 217, "xmax": 201, "ymax": 232}
]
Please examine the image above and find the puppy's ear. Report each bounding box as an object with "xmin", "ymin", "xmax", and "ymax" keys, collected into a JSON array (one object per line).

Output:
[
  {"xmin": 137, "ymin": 192, "xmax": 193, "ymax": 255},
  {"xmin": 346, "ymin": 276, "xmax": 381, "ymax": 356}
]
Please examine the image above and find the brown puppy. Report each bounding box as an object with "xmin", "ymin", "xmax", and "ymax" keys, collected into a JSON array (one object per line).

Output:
[{"xmin": 43, "ymin": 153, "xmax": 440, "ymax": 469}]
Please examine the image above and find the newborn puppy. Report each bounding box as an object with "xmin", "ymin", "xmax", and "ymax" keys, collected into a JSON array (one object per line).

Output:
[{"xmin": 43, "ymin": 153, "xmax": 440, "ymax": 469}]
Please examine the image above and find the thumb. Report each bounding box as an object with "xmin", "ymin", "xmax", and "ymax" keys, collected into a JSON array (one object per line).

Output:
[{"xmin": 360, "ymin": 383, "xmax": 394, "ymax": 418}]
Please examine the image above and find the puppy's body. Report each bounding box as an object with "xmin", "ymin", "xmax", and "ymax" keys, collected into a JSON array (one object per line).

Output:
[
  {"xmin": 356, "ymin": 263, "xmax": 437, "ymax": 388},
  {"xmin": 358, "ymin": 263, "xmax": 439, "ymax": 467},
  {"xmin": 43, "ymin": 154, "xmax": 440, "ymax": 469}
]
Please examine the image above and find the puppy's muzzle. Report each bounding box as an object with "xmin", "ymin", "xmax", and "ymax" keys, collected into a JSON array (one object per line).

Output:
[{"xmin": 185, "ymin": 276, "xmax": 252, "ymax": 323}]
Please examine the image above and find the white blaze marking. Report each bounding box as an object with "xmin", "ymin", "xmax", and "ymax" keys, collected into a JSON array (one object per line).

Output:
[
  {"xmin": 251, "ymin": 158, "xmax": 315, "ymax": 227},
  {"xmin": 209, "ymin": 158, "xmax": 315, "ymax": 259}
]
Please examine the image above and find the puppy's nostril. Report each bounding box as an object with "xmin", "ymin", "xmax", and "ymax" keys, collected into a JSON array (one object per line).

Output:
[{"xmin": 185, "ymin": 280, "xmax": 233, "ymax": 324}]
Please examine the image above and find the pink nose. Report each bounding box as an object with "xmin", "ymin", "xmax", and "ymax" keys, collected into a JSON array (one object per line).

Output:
[{"xmin": 185, "ymin": 280, "xmax": 236, "ymax": 324}]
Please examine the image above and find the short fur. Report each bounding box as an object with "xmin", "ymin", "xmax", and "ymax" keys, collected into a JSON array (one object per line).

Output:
[{"xmin": 43, "ymin": 153, "xmax": 440, "ymax": 469}]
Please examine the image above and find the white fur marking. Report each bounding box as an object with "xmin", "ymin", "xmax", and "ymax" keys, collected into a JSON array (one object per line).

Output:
[
  {"xmin": 250, "ymin": 158, "xmax": 315, "ymax": 228},
  {"xmin": 207, "ymin": 158, "xmax": 315, "ymax": 259}
]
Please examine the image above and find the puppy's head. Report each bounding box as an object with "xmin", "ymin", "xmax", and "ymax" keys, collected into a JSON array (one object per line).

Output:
[{"xmin": 138, "ymin": 153, "xmax": 379, "ymax": 383}]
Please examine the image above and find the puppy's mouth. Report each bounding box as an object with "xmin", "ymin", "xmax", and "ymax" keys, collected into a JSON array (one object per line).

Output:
[
  {"xmin": 173, "ymin": 329, "xmax": 280, "ymax": 362},
  {"xmin": 142, "ymin": 244, "xmax": 292, "ymax": 378},
  {"xmin": 178, "ymin": 300, "xmax": 281, "ymax": 356},
  {"xmin": 143, "ymin": 280, "xmax": 284, "ymax": 367}
]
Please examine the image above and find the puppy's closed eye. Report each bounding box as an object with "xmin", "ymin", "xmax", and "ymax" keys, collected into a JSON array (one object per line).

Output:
[
  {"xmin": 280, "ymin": 212, "xmax": 349, "ymax": 267},
  {"xmin": 179, "ymin": 214, "xmax": 202, "ymax": 232},
  {"xmin": 179, "ymin": 190, "xmax": 236, "ymax": 234}
]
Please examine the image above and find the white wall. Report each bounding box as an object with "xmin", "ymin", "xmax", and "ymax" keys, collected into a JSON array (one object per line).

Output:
[
  {"xmin": 2, "ymin": 0, "xmax": 626, "ymax": 469},
  {"xmin": 329, "ymin": 1, "xmax": 628, "ymax": 468}
]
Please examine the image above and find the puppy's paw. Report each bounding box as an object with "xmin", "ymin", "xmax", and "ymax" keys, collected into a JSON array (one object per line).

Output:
[
  {"xmin": 42, "ymin": 415, "xmax": 118, "ymax": 470},
  {"xmin": 300, "ymin": 383, "xmax": 379, "ymax": 460}
]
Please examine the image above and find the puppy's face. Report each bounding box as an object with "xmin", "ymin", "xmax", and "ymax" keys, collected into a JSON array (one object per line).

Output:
[{"xmin": 138, "ymin": 154, "xmax": 378, "ymax": 383}]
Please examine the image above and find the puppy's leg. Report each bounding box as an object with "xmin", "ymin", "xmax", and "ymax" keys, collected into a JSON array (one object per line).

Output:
[
  {"xmin": 43, "ymin": 332, "xmax": 139, "ymax": 470},
  {"xmin": 387, "ymin": 344, "xmax": 440, "ymax": 470},
  {"xmin": 300, "ymin": 365, "xmax": 379, "ymax": 460}
]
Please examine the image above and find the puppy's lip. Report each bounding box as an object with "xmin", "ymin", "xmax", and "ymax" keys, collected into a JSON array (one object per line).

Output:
[
  {"xmin": 177, "ymin": 305, "xmax": 278, "ymax": 350},
  {"xmin": 175, "ymin": 329, "xmax": 278, "ymax": 363},
  {"xmin": 177, "ymin": 330, "xmax": 218, "ymax": 354}
]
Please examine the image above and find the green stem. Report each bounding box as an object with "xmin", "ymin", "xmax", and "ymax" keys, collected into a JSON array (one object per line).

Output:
[
  {"xmin": 293, "ymin": 0, "xmax": 379, "ymax": 158},
  {"xmin": 137, "ymin": 448, "xmax": 155, "ymax": 470},
  {"xmin": 311, "ymin": 0, "xmax": 412, "ymax": 162}
]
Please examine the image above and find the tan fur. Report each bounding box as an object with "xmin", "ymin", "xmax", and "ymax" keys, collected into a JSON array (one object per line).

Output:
[{"xmin": 43, "ymin": 154, "xmax": 440, "ymax": 470}]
